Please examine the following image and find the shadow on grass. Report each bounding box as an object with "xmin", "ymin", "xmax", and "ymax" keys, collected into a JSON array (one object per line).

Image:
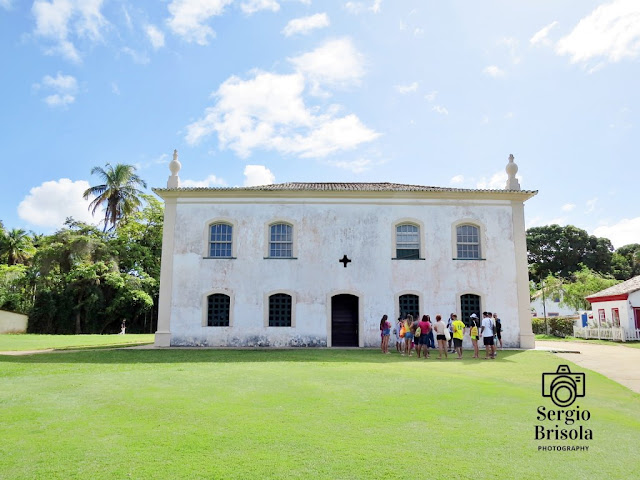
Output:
[{"xmin": 0, "ymin": 348, "xmax": 532, "ymax": 365}]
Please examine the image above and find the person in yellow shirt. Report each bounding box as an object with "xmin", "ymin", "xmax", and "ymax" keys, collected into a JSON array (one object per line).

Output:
[
  {"xmin": 469, "ymin": 313, "xmax": 480, "ymax": 358},
  {"xmin": 451, "ymin": 314, "xmax": 466, "ymax": 359}
]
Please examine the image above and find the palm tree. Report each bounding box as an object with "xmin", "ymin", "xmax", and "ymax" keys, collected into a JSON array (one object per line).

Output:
[
  {"xmin": 0, "ymin": 228, "xmax": 34, "ymax": 265},
  {"xmin": 83, "ymin": 163, "xmax": 147, "ymax": 231}
]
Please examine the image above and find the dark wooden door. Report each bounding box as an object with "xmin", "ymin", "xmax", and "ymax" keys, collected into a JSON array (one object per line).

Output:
[{"xmin": 331, "ymin": 294, "xmax": 359, "ymax": 347}]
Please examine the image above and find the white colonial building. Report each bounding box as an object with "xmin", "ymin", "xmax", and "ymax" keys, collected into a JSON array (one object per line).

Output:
[
  {"xmin": 585, "ymin": 275, "xmax": 640, "ymax": 332},
  {"xmin": 154, "ymin": 152, "xmax": 537, "ymax": 348}
]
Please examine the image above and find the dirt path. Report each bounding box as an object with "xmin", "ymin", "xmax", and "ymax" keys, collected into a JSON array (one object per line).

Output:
[{"xmin": 536, "ymin": 340, "xmax": 640, "ymax": 394}]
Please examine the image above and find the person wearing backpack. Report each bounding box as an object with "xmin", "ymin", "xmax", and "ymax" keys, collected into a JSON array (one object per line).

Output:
[
  {"xmin": 493, "ymin": 312, "xmax": 503, "ymax": 350},
  {"xmin": 481, "ymin": 311, "xmax": 496, "ymax": 359}
]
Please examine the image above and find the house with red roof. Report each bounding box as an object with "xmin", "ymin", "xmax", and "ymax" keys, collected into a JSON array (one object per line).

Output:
[{"xmin": 585, "ymin": 275, "xmax": 640, "ymax": 336}]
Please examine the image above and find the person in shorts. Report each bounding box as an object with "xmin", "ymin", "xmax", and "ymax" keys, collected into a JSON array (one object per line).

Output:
[
  {"xmin": 481, "ymin": 311, "xmax": 496, "ymax": 359},
  {"xmin": 451, "ymin": 314, "xmax": 466, "ymax": 359},
  {"xmin": 417, "ymin": 315, "xmax": 432, "ymax": 359},
  {"xmin": 433, "ymin": 314, "xmax": 447, "ymax": 359},
  {"xmin": 469, "ymin": 313, "xmax": 480, "ymax": 358},
  {"xmin": 403, "ymin": 314, "xmax": 414, "ymax": 356}
]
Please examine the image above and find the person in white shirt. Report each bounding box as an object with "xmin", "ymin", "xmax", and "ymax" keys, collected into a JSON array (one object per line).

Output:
[{"xmin": 480, "ymin": 311, "xmax": 496, "ymax": 359}]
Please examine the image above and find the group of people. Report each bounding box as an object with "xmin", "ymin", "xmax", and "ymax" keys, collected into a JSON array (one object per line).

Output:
[{"xmin": 379, "ymin": 311, "xmax": 502, "ymax": 360}]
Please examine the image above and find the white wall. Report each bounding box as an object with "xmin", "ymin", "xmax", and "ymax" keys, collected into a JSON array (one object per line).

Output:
[
  {"xmin": 0, "ymin": 310, "xmax": 28, "ymax": 334},
  {"xmin": 166, "ymin": 195, "xmax": 526, "ymax": 347}
]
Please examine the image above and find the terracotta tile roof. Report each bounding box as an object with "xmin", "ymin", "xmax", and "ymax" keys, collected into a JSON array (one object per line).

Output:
[
  {"xmin": 585, "ymin": 275, "xmax": 640, "ymax": 299},
  {"xmin": 156, "ymin": 181, "xmax": 537, "ymax": 194}
]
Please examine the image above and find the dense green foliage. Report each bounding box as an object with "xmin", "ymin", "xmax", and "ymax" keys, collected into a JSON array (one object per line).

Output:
[
  {"xmin": 1, "ymin": 349, "xmax": 638, "ymax": 479},
  {"xmin": 526, "ymin": 224, "xmax": 615, "ymax": 283},
  {"xmin": 0, "ymin": 195, "xmax": 162, "ymax": 334},
  {"xmin": 531, "ymin": 316, "xmax": 575, "ymax": 336}
]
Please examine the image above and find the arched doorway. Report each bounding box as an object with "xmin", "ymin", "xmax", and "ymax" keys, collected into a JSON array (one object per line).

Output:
[{"xmin": 331, "ymin": 294, "xmax": 359, "ymax": 346}]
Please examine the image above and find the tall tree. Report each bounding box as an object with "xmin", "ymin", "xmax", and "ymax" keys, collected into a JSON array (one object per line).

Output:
[
  {"xmin": 615, "ymin": 243, "xmax": 640, "ymax": 279},
  {"xmin": 0, "ymin": 228, "xmax": 34, "ymax": 266},
  {"xmin": 83, "ymin": 163, "xmax": 147, "ymax": 231},
  {"xmin": 527, "ymin": 224, "xmax": 614, "ymax": 283}
]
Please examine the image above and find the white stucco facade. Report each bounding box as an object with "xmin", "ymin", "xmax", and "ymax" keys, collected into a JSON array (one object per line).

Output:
[{"xmin": 154, "ymin": 153, "xmax": 537, "ymax": 348}]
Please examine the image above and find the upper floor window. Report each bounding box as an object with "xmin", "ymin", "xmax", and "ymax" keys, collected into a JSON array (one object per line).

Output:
[
  {"xmin": 269, "ymin": 293, "xmax": 292, "ymax": 327},
  {"xmin": 456, "ymin": 224, "xmax": 480, "ymax": 259},
  {"xmin": 396, "ymin": 224, "xmax": 420, "ymax": 259},
  {"xmin": 269, "ymin": 223, "xmax": 293, "ymax": 258},
  {"xmin": 209, "ymin": 223, "xmax": 233, "ymax": 258}
]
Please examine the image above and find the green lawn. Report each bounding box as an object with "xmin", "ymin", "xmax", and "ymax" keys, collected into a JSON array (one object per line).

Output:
[
  {"xmin": 535, "ymin": 334, "xmax": 640, "ymax": 349},
  {"xmin": 1, "ymin": 349, "xmax": 638, "ymax": 479},
  {"xmin": 0, "ymin": 334, "xmax": 154, "ymax": 351}
]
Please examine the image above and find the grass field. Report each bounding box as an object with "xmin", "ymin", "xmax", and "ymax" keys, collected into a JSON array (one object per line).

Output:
[
  {"xmin": 0, "ymin": 334, "xmax": 154, "ymax": 351},
  {"xmin": 1, "ymin": 348, "xmax": 638, "ymax": 479}
]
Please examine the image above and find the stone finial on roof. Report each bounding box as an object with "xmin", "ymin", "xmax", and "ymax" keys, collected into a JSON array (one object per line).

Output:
[
  {"xmin": 168, "ymin": 149, "xmax": 181, "ymax": 188},
  {"xmin": 505, "ymin": 154, "xmax": 521, "ymax": 190}
]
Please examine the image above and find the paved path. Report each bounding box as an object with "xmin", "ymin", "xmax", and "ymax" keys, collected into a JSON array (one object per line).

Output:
[{"xmin": 536, "ymin": 340, "xmax": 640, "ymax": 394}]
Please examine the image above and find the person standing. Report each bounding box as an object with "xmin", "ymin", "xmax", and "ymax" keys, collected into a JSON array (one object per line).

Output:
[
  {"xmin": 380, "ymin": 315, "xmax": 391, "ymax": 354},
  {"xmin": 493, "ymin": 313, "xmax": 503, "ymax": 350},
  {"xmin": 469, "ymin": 314, "xmax": 480, "ymax": 358},
  {"xmin": 433, "ymin": 314, "xmax": 448, "ymax": 359},
  {"xmin": 394, "ymin": 317, "xmax": 403, "ymax": 353},
  {"xmin": 481, "ymin": 312, "xmax": 496, "ymax": 359},
  {"xmin": 446, "ymin": 315, "xmax": 454, "ymax": 352},
  {"xmin": 451, "ymin": 314, "xmax": 466, "ymax": 359},
  {"xmin": 403, "ymin": 314, "xmax": 415, "ymax": 356},
  {"xmin": 417, "ymin": 315, "xmax": 432, "ymax": 359}
]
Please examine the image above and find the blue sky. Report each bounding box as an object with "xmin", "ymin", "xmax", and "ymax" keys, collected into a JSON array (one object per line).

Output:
[{"xmin": 1, "ymin": 0, "xmax": 638, "ymax": 248}]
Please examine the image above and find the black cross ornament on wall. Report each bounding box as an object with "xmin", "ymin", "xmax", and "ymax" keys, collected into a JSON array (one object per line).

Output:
[{"xmin": 339, "ymin": 255, "xmax": 352, "ymax": 268}]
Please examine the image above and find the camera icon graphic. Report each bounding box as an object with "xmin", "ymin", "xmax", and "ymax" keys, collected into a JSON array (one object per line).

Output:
[{"xmin": 541, "ymin": 365, "xmax": 586, "ymax": 407}]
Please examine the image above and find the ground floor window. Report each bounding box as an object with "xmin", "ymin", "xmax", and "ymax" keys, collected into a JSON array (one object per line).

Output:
[
  {"xmin": 598, "ymin": 309, "xmax": 606, "ymax": 326},
  {"xmin": 207, "ymin": 294, "xmax": 230, "ymax": 326},
  {"xmin": 269, "ymin": 293, "xmax": 292, "ymax": 327},
  {"xmin": 460, "ymin": 294, "xmax": 481, "ymax": 326},
  {"xmin": 612, "ymin": 308, "xmax": 620, "ymax": 327},
  {"xmin": 398, "ymin": 294, "xmax": 419, "ymax": 319}
]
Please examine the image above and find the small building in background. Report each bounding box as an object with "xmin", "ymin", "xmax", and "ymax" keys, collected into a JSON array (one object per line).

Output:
[{"xmin": 586, "ymin": 275, "xmax": 640, "ymax": 333}]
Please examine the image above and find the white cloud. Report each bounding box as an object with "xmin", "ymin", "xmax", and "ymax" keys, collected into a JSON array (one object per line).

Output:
[
  {"xmin": 185, "ymin": 69, "xmax": 379, "ymax": 159},
  {"xmin": 424, "ymin": 90, "xmax": 437, "ymax": 102},
  {"xmin": 181, "ymin": 175, "xmax": 226, "ymax": 188},
  {"xmin": 476, "ymin": 171, "xmax": 523, "ymax": 190},
  {"xmin": 145, "ymin": 24, "xmax": 165, "ymax": 49},
  {"xmin": 530, "ymin": 21, "xmax": 558, "ymax": 46},
  {"xmin": 450, "ymin": 175, "xmax": 464, "ymax": 185},
  {"xmin": 241, "ymin": 0, "xmax": 280, "ymax": 14},
  {"xmin": 585, "ymin": 197, "xmax": 598, "ymax": 213},
  {"xmin": 480, "ymin": 115, "xmax": 489, "ymax": 124},
  {"xmin": 432, "ymin": 105, "xmax": 448, "ymax": 115},
  {"xmin": 244, "ymin": 165, "xmax": 275, "ymax": 186},
  {"xmin": 35, "ymin": 72, "xmax": 78, "ymax": 107},
  {"xmin": 395, "ymin": 81, "xmax": 418, "ymax": 94},
  {"xmin": 504, "ymin": 112, "xmax": 514, "ymax": 119},
  {"xmin": 556, "ymin": 0, "xmax": 640, "ymax": 64},
  {"xmin": 18, "ymin": 179, "xmax": 96, "ymax": 228},
  {"xmin": 166, "ymin": 0, "xmax": 232, "ymax": 45},
  {"xmin": 44, "ymin": 94, "xmax": 75, "ymax": 107},
  {"xmin": 483, "ymin": 65, "xmax": 505, "ymax": 77},
  {"xmin": 561, "ymin": 203, "xmax": 576, "ymax": 212},
  {"xmin": 344, "ymin": 1, "xmax": 382, "ymax": 15},
  {"xmin": 327, "ymin": 158, "xmax": 375, "ymax": 173},
  {"xmin": 289, "ymin": 38, "xmax": 365, "ymax": 94},
  {"xmin": 111, "ymin": 82, "xmax": 120, "ymax": 95},
  {"xmin": 594, "ymin": 217, "xmax": 640, "ymax": 249},
  {"xmin": 32, "ymin": 0, "xmax": 108, "ymax": 62},
  {"xmin": 282, "ymin": 13, "xmax": 330, "ymax": 36},
  {"xmin": 1, "ymin": 0, "xmax": 13, "ymax": 10}
]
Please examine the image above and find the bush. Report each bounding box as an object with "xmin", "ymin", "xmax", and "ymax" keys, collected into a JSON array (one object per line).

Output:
[{"xmin": 531, "ymin": 316, "xmax": 575, "ymax": 337}]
